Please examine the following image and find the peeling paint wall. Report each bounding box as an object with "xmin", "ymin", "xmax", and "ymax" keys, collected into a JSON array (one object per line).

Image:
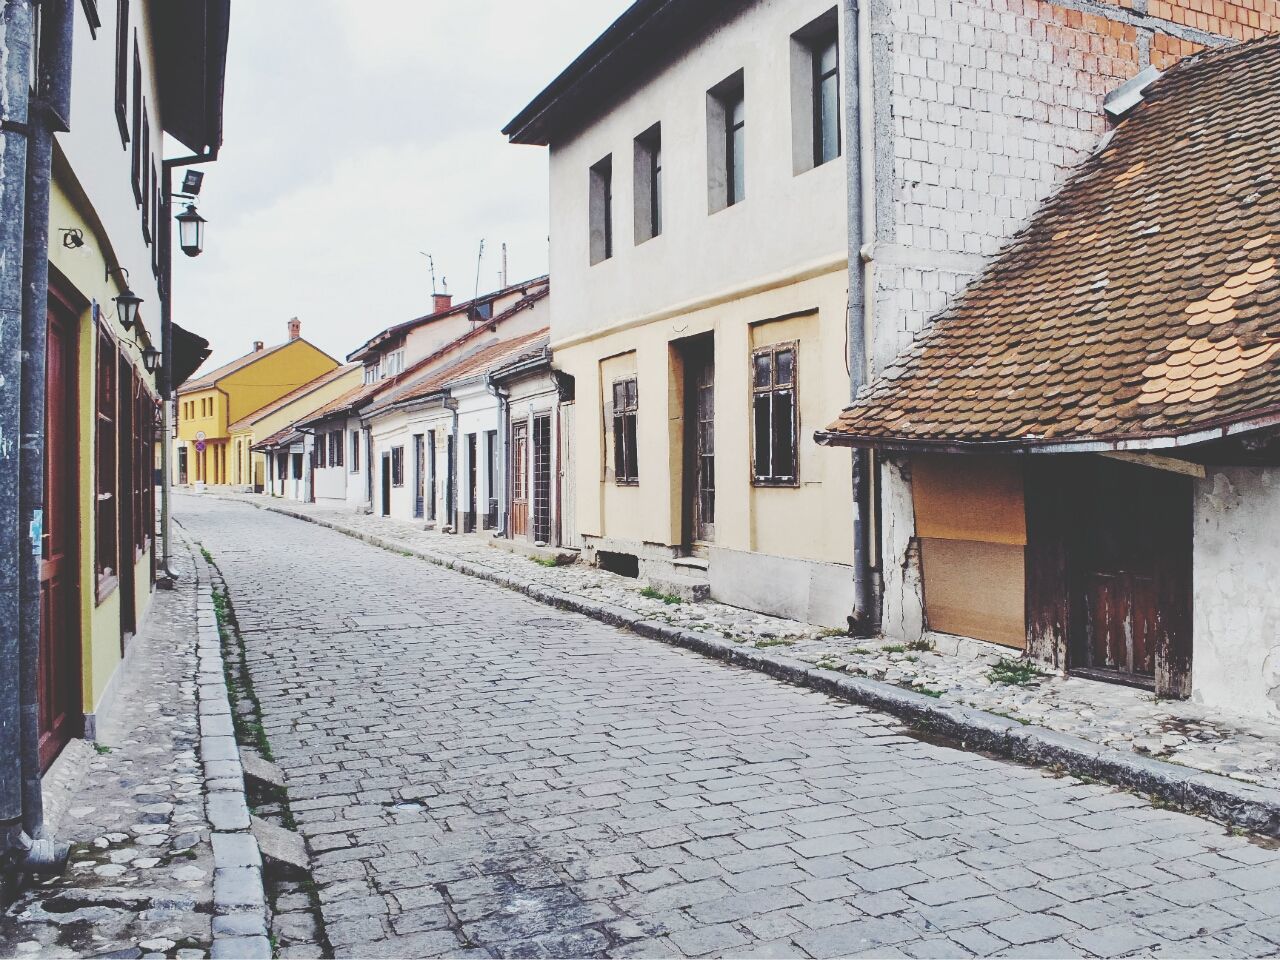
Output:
[
  {"xmin": 1192, "ymin": 465, "xmax": 1280, "ymax": 721},
  {"xmin": 879, "ymin": 456, "xmax": 925, "ymax": 644}
]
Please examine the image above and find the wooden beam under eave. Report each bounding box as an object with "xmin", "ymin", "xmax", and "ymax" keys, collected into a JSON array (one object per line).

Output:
[{"xmin": 1097, "ymin": 451, "xmax": 1206, "ymax": 479}]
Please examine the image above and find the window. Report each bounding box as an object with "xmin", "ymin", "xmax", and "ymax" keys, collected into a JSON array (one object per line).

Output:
[
  {"xmin": 140, "ymin": 112, "xmax": 151, "ymax": 244},
  {"xmin": 707, "ymin": 71, "xmax": 746, "ymax": 213},
  {"xmin": 330, "ymin": 429, "xmax": 344, "ymax": 467},
  {"xmin": 351, "ymin": 430, "xmax": 360, "ymax": 473},
  {"xmin": 130, "ymin": 42, "xmax": 142, "ymax": 203},
  {"xmin": 633, "ymin": 124, "xmax": 662, "ymax": 244},
  {"xmin": 589, "ymin": 154, "xmax": 613, "ymax": 265},
  {"xmin": 151, "ymin": 162, "xmax": 160, "ymax": 276},
  {"xmin": 363, "ymin": 364, "xmax": 378, "ymax": 385},
  {"xmin": 381, "ymin": 350, "xmax": 404, "ymax": 379},
  {"xmin": 314, "ymin": 433, "xmax": 326, "ymax": 469},
  {"xmin": 277, "ymin": 452, "xmax": 287, "ymax": 480},
  {"xmin": 391, "ymin": 445, "xmax": 405, "ymax": 486},
  {"xmin": 113, "ymin": 0, "xmax": 129, "ymax": 147},
  {"xmin": 611, "ymin": 377, "xmax": 638, "ymax": 484},
  {"xmin": 791, "ymin": 10, "xmax": 840, "ymax": 173},
  {"xmin": 96, "ymin": 331, "xmax": 118, "ymax": 595},
  {"xmin": 752, "ymin": 343, "xmax": 799, "ymax": 485}
]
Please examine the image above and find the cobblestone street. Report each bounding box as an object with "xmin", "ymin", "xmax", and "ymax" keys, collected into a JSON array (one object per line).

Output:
[{"xmin": 178, "ymin": 495, "xmax": 1280, "ymax": 959}]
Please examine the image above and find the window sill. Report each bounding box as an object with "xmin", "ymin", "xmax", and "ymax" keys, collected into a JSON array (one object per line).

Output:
[
  {"xmin": 614, "ymin": 479, "xmax": 639, "ymax": 487},
  {"xmin": 752, "ymin": 479, "xmax": 800, "ymax": 489},
  {"xmin": 96, "ymin": 575, "xmax": 119, "ymax": 606}
]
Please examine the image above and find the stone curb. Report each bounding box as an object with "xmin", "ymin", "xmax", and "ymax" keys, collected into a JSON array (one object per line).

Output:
[
  {"xmin": 212, "ymin": 494, "xmax": 1280, "ymax": 838},
  {"xmin": 189, "ymin": 542, "xmax": 272, "ymax": 960}
]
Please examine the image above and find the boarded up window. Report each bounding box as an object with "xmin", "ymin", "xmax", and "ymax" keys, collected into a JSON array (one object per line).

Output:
[{"xmin": 913, "ymin": 455, "xmax": 1026, "ymax": 649}]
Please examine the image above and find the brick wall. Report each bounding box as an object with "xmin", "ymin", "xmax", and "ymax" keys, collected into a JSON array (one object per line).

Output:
[{"xmin": 870, "ymin": 0, "xmax": 1273, "ymax": 370}]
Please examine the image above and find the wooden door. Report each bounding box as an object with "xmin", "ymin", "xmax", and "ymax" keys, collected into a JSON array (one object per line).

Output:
[
  {"xmin": 532, "ymin": 414, "xmax": 552, "ymax": 544},
  {"xmin": 681, "ymin": 338, "xmax": 715, "ymax": 549},
  {"xmin": 381, "ymin": 452, "xmax": 392, "ymax": 516},
  {"xmin": 40, "ymin": 299, "xmax": 83, "ymax": 770},
  {"xmin": 117, "ymin": 359, "xmax": 136, "ymax": 641},
  {"xmin": 510, "ymin": 420, "xmax": 529, "ymax": 538},
  {"xmin": 1067, "ymin": 458, "xmax": 1192, "ymax": 694}
]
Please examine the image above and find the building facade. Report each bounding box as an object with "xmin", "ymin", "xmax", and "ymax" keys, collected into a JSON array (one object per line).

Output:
[
  {"xmin": 507, "ymin": 0, "xmax": 858, "ymax": 627},
  {"xmin": 175, "ymin": 319, "xmax": 337, "ymax": 486}
]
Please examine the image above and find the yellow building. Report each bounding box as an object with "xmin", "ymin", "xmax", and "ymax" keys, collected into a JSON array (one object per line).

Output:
[
  {"xmin": 226, "ymin": 364, "xmax": 362, "ymax": 490},
  {"xmin": 176, "ymin": 318, "xmax": 337, "ymax": 486}
]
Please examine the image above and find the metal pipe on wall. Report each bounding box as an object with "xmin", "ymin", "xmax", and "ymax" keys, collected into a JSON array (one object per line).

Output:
[
  {"xmin": 17, "ymin": 0, "xmax": 73, "ymax": 870},
  {"xmin": 0, "ymin": 0, "xmax": 36, "ymax": 846},
  {"xmin": 485, "ymin": 373, "xmax": 509, "ymax": 537}
]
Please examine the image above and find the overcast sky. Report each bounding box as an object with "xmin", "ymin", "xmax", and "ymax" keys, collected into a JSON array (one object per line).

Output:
[{"xmin": 172, "ymin": 0, "xmax": 633, "ymax": 372}]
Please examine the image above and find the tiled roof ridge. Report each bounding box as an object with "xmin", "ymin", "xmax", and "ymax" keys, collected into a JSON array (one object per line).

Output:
[
  {"xmin": 382, "ymin": 327, "xmax": 552, "ymax": 411},
  {"xmin": 226, "ymin": 363, "xmax": 358, "ymax": 432}
]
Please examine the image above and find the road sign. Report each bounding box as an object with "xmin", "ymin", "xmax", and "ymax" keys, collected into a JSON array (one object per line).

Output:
[{"xmin": 195, "ymin": 440, "xmax": 206, "ymax": 453}]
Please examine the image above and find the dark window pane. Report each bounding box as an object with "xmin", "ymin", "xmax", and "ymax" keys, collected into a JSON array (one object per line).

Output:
[
  {"xmin": 753, "ymin": 352, "xmax": 772, "ymax": 388},
  {"xmin": 818, "ymin": 39, "xmax": 838, "ymax": 77},
  {"xmin": 731, "ymin": 122, "xmax": 746, "ymax": 204},
  {"xmin": 625, "ymin": 378, "xmax": 637, "ymax": 409},
  {"xmin": 819, "ymin": 72, "xmax": 840, "ymax": 163},
  {"xmin": 623, "ymin": 413, "xmax": 638, "ymax": 480},
  {"xmin": 753, "ymin": 394, "xmax": 771, "ymax": 477},
  {"xmin": 775, "ymin": 348, "xmax": 795, "ymax": 386},
  {"xmin": 613, "ymin": 381, "xmax": 625, "ymax": 411},
  {"xmin": 652, "ymin": 147, "xmax": 662, "ymax": 237},
  {"xmin": 772, "ymin": 390, "xmax": 795, "ymax": 479}
]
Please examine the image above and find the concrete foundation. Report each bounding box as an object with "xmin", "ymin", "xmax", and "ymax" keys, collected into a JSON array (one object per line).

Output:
[{"xmin": 708, "ymin": 546, "xmax": 854, "ymax": 630}]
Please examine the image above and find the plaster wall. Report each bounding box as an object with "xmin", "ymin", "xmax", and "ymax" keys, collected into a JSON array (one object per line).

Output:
[
  {"xmin": 547, "ymin": 0, "xmax": 847, "ymax": 344},
  {"xmin": 369, "ymin": 411, "xmax": 416, "ymax": 521},
  {"xmin": 878, "ymin": 456, "xmax": 926, "ymax": 644},
  {"xmin": 1192, "ymin": 466, "xmax": 1280, "ymax": 721}
]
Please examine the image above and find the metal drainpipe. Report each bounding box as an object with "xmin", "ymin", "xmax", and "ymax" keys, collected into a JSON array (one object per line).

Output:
[
  {"xmin": 485, "ymin": 374, "xmax": 509, "ymax": 537},
  {"xmin": 363, "ymin": 423, "xmax": 373, "ymax": 509},
  {"xmin": 159, "ymin": 147, "xmax": 217, "ymax": 582},
  {"xmin": 17, "ymin": 0, "xmax": 73, "ymax": 871},
  {"xmin": 843, "ymin": 0, "xmax": 876, "ymax": 635},
  {"xmin": 0, "ymin": 0, "xmax": 36, "ymax": 862}
]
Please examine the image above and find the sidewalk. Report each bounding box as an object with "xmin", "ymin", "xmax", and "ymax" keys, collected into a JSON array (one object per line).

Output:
[
  {"xmin": 0, "ymin": 544, "xmax": 213, "ymax": 959},
  {"xmin": 206, "ymin": 491, "xmax": 1280, "ymax": 805}
]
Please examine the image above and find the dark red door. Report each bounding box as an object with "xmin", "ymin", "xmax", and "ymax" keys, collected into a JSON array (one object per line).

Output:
[
  {"xmin": 40, "ymin": 298, "xmax": 83, "ymax": 770},
  {"xmin": 1068, "ymin": 457, "xmax": 1192, "ymax": 694}
]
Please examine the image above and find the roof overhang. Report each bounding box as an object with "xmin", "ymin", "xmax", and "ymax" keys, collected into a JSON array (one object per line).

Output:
[
  {"xmin": 170, "ymin": 322, "xmax": 211, "ymax": 391},
  {"xmin": 503, "ymin": 0, "xmax": 737, "ymax": 145},
  {"xmin": 149, "ymin": 0, "xmax": 230, "ymax": 155},
  {"xmin": 814, "ymin": 405, "xmax": 1280, "ymax": 455}
]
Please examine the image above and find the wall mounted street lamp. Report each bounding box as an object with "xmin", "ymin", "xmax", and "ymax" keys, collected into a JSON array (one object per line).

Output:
[
  {"xmin": 105, "ymin": 265, "xmax": 143, "ymax": 331},
  {"xmin": 142, "ymin": 345, "xmax": 161, "ymax": 373},
  {"xmin": 176, "ymin": 203, "xmax": 206, "ymax": 258}
]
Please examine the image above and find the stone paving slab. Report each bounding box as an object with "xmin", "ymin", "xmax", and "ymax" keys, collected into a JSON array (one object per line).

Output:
[
  {"xmin": 0, "ymin": 544, "xmax": 213, "ymax": 959},
  {"xmin": 205, "ymin": 491, "xmax": 1280, "ymax": 835},
  {"xmin": 179, "ymin": 494, "xmax": 1280, "ymax": 960}
]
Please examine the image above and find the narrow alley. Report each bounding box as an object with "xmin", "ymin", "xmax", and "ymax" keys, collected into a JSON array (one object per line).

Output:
[{"xmin": 176, "ymin": 496, "xmax": 1280, "ymax": 960}]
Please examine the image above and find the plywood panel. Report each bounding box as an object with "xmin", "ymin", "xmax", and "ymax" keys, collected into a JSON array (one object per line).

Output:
[
  {"xmin": 913, "ymin": 455, "xmax": 1026, "ymax": 545},
  {"xmin": 921, "ymin": 537, "xmax": 1026, "ymax": 649}
]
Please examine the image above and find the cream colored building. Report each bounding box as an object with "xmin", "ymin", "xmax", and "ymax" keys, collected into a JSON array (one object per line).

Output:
[{"xmin": 506, "ymin": 0, "xmax": 854, "ymax": 626}]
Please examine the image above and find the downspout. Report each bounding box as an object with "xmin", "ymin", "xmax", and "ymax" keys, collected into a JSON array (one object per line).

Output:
[
  {"xmin": 0, "ymin": 0, "xmax": 36, "ymax": 867},
  {"xmin": 843, "ymin": 0, "xmax": 876, "ymax": 634},
  {"xmin": 485, "ymin": 373, "xmax": 508, "ymax": 536},
  {"xmin": 445, "ymin": 396, "xmax": 459, "ymax": 533},
  {"xmin": 298, "ymin": 428, "xmax": 316, "ymax": 503},
  {"xmin": 17, "ymin": 0, "xmax": 73, "ymax": 871},
  {"xmin": 159, "ymin": 146, "xmax": 218, "ymax": 583},
  {"xmin": 363, "ymin": 422, "xmax": 373, "ymax": 510}
]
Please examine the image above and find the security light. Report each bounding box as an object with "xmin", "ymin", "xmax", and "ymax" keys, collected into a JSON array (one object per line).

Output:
[{"xmin": 181, "ymin": 170, "xmax": 204, "ymax": 196}]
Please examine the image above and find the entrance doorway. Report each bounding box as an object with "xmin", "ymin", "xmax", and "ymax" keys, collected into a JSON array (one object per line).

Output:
[
  {"xmin": 511, "ymin": 420, "xmax": 529, "ymax": 538},
  {"xmin": 381, "ymin": 451, "xmax": 392, "ymax": 516},
  {"xmin": 680, "ymin": 335, "xmax": 715, "ymax": 550},
  {"xmin": 413, "ymin": 434, "xmax": 425, "ymax": 519},
  {"xmin": 464, "ymin": 433, "xmax": 478, "ymax": 533},
  {"xmin": 532, "ymin": 414, "xmax": 552, "ymax": 545},
  {"xmin": 40, "ymin": 293, "xmax": 83, "ymax": 769}
]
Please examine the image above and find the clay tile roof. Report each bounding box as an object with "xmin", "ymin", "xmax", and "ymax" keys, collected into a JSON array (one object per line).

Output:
[
  {"xmin": 227, "ymin": 364, "xmax": 357, "ymax": 432},
  {"xmin": 252, "ymin": 425, "xmax": 303, "ymax": 452},
  {"xmin": 296, "ymin": 383, "xmax": 375, "ymax": 428},
  {"xmin": 819, "ymin": 34, "xmax": 1280, "ymax": 452},
  {"xmin": 388, "ymin": 329, "xmax": 551, "ymax": 408}
]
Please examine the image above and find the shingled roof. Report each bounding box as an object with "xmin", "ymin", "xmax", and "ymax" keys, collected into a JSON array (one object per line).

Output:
[{"xmin": 818, "ymin": 35, "xmax": 1280, "ymax": 453}]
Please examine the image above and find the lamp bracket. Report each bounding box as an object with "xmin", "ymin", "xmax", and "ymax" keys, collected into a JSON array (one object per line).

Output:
[{"xmin": 105, "ymin": 264, "xmax": 130, "ymax": 285}]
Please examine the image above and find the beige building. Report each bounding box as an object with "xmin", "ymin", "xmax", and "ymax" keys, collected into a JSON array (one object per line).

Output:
[{"xmin": 506, "ymin": 0, "xmax": 854, "ymax": 626}]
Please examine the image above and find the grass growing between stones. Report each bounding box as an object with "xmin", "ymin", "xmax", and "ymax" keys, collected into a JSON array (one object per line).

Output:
[
  {"xmin": 639, "ymin": 586, "xmax": 683, "ymax": 605},
  {"xmin": 987, "ymin": 658, "xmax": 1047, "ymax": 687},
  {"xmin": 211, "ymin": 578, "xmax": 274, "ymax": 763}
]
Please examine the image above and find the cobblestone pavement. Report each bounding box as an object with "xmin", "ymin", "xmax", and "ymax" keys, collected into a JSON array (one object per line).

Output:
[
  {"xmin": 180, "ymin": 495, "xmax": 1280, "ymax": 959},
  {"xmin": 210, "ymin": 491, "xmax": 1280, "ymax": 793},
  {"xmin": 0, "ymin": 547, "xmax": 213, "ymax": 960}
]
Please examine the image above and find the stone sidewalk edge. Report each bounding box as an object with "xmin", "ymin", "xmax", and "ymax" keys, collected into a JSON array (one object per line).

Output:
[
  {"xmin": 189, "ymin": 541, "xmax": 272, "ymax": 960},
  {"xmin": 212, "ymin": 494, "xmax": 1280, "ymax": 839}
]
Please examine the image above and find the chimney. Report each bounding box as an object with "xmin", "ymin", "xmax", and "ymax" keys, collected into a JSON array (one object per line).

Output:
[
  {"xmin": 433, "ymin": 293, "xmax": 452, "ymax": 314},
  {"xmin": 253, "ymin": 340, "xmax": 264, "ymax": 352},
  {"xmin": 288, "ymin": 317, "xmax": 301, "ymax": 340}
]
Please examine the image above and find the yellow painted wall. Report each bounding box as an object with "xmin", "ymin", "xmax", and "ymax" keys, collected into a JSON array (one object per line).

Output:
[
  {"xmin": 48, "ymin": 176, "xmax": 160, "ymax": 715},
  {"xmin": 177, "ymin": 387, "xmax": 225, "ymax": 442},
  {"xmin": 221, "ymin": 341, "xmax": 337, "ymax": 425},
  {"xmin": 555, "ymin": 263, "xmax": 853, "ymax": 565}
]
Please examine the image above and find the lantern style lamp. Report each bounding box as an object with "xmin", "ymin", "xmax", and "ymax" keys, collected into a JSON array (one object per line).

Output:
[
  {"xmin": 115, "ymin": 285, "xmax": 143, "ymax": 331},
  {"xmin": 176, "ymin": 203, "xmax": 206, "ymax": 257},
  {"xmin": 142, "ymin": 344, "xmax": 161, "ymax": 373}
]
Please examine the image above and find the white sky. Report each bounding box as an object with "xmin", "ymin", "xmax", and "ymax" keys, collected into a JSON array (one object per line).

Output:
[{"xmin": 172, "ymin": 0, "xmax": 633, "ymax": 372}]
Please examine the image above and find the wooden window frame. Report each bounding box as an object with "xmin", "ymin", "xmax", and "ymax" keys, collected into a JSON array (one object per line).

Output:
[
  {"xmin": 391, "ymin": 445, "xmax": 405, "ymax": 487},
  {"xmin": 95, "ymin": 328, "xmax": 119, "ymax": 602},
  {"xmin": 812, "ymin": 34, "xmax": 840, "ymax": 166},
  {"xmin": 611, "ymin": 376, "xmax": 639, "ymax": 485},
  {"xmin": 113, "ymin": 0, "xmax": 129, "ymax": 148},
  {"xmin": 751, "ymin": 341, "xmax": 799, "ymax": 487},
  {"xmin": 140, "ymin": 111, "xmax": 151, "ymax": 244}
]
